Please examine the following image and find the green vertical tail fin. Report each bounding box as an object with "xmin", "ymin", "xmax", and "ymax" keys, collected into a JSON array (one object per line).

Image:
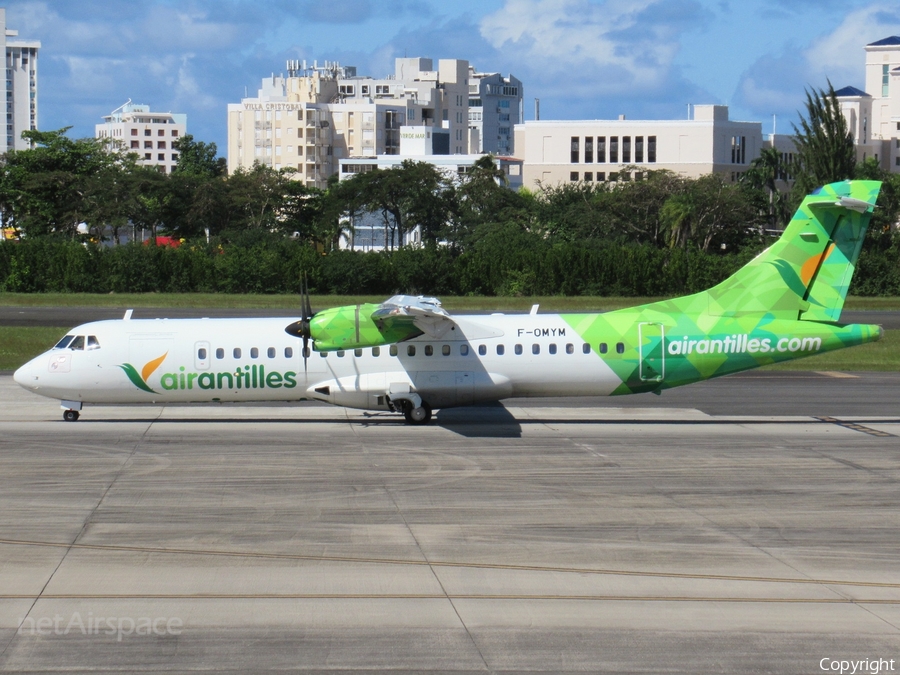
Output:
[{"xmin": 705, "ymin": 180, "xmax": 880, "ymax": 321}]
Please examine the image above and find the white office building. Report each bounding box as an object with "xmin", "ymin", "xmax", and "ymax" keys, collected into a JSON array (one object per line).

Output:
[
  {"xmin": 0, "ymin": 8, "xmax": 39, "ymax": 153},
  {"xmin": 95, "ymin": 101, "xmax": 187, "ymax": 174},
  {"xmin": 513, "ymin": 105, "xmax": 762, "ymax": 189}
]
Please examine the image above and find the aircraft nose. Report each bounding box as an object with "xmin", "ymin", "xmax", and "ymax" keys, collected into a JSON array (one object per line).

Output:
[{"xmin": 13, "ymin": 357, "xmax": 40, "ymax": 389}]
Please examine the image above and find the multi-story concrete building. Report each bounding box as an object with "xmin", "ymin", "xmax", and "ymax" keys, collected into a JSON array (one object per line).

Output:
[
  {"xmin": 227, "ymin": 58, "xmax": 471, "ymax": 188},
  {"xmin": 468, "ymin": 68, "xmax": 522, "ymax": 155},
  {"xmin": 836, "ymin": 36, "xmax": 900, "ymax": 171},
  {"xmin": 95, "ymin": 101, "xmax": 187, "ymax": 174},
  {"xmin": 0, "ymin": 8, "xmax": 39, "ymax": 153},
  {"xmin": 513, "ymin": 105, "xmax": 762, "ymax": 189}
]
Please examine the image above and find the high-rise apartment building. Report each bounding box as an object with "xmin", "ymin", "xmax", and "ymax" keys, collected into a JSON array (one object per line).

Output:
[
  {"xmin": 227, "ymin": 58, "xmax": 470, "ymax": 187},
  {"xmin": 0, "ymin": 8, "xmax": 38, "ymax": 153},
  {"xmin": 468, "ymin": 69, "xmax": 522, "ymax": 155},
  {"xmin": 95, "ymin": 101, "xmax": 187, "ymax": 174}
]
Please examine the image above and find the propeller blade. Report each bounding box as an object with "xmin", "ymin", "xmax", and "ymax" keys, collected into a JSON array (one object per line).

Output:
[
  {"xmin": 302, "ymin": 273, "xmax": 312, "ymax": 323},
  {"xmin": 301, "ymin": 272, "xmax": 311, "ymax": 372}
]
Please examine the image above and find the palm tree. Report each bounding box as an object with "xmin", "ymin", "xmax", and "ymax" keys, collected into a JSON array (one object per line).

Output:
[{"xmin": 791, "ymin": 81, "xmax": 855, "ymax": 197}]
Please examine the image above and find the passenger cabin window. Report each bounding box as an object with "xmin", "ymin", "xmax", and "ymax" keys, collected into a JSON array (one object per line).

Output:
[
  {"xmin": 424, "ymin": 345, "xmax": 434, "ymax": 356},
  {"xmin": 320, "ymin": 351, "xmax": 327, "ymax": 358},
  {"xmin": 532, "ymin": 344, "xmax": 540, "ymax": 355},
  {"xmin": 599, "ymin": 343, "xmax": 608, "ymax": 354},
  {"xmin": 478, "ymin": 345, "xmax": 486, "ymax": 356},
  {"xmin": 284, "ymin": 347, "xmax": 293, "ymax": 358},
  {"xmin": 267, "ymin": 347, "xmax": 276, "ymax": 358},
  {"xmin": 442, "ymin": 345, "xmax": 451, "ymax": 356},
  {"xmin": 515, "ymin": 344, "xmax": 523, "ymax": 355},
  {"xmin": 354, "ymin": 348, "xmax": 363, "ymax": 357},
  {"xmin": 198, "ymin": 347, "xmax": 208, "ymax": 360},
  {"xmin": 336, "ymin": 350, "xmax": 345, "ymax": 357},
  {"xmin": 372, "ymin": 347, "xmax": 380, "ymax": 357},
  {"xmin": 216, "ymin": 348, "xmax": 225, "ymax": 359},
  {"xmin": 302, "ymin": 347, "xmax": 310, "ymax": 358},
  {"xmin": 233, "ymin": 348, "xmax": 241, "ymax": 359},
  {"xmin": 497, "ymin": 344, "xmax": 505, "ymax": 355},
  {"xmin": 549, "ymin": 343, "xmax": 557, "ymax": 355},
  {"xmin": 566, "ymin": 343, "xmax": 574, "ymax": 354},
  {"xmin": 460, "ymin": 344, "xmax": 469, "ymax": 356},
  {"xmin": 69, "ymin": 336, "xmax": 85, "ymax": 350},
  {"xmin": 582, "ymin": 343, "xmax": 591, "ymax": 354},
  {"xmin": 616, "ymin": 342, "xmax": 625, "ymax": 354},
  {"xmin": 250, "ymin": 347, "xmax": 259, "ymax": 359},
  {"xmin": 87, "ymin": 336, "xmax": 101, "ymax": 350},
  {"xmin": 390, "ymin": 345, "xmax": 398, "ymax": 356},
  {"xmin": 54, "ymin": 335, "xmax": 75, "ymax": 349}
]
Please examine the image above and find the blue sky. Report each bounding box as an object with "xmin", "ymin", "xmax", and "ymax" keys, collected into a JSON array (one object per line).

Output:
[{"xmin": 9, "ymin": 0, "xmax": 900, "ymax": 152}]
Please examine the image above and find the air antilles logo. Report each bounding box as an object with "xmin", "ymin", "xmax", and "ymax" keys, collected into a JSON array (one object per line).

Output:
[
  {"xmin": 119, "ymin": 352, "xmax": 299, "ymax": 393},
  {"xmin": 119, "ymin": 353, "xmax": 168, "ymax": 393}
]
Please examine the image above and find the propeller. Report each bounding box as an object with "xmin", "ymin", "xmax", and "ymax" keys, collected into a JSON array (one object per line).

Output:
[{"xmin": 285, "ymin": 273, "xmax": 313, "ymax": 371}]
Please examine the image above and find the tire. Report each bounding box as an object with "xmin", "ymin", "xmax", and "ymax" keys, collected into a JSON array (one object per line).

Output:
[
  {"xmin": 63, "ymin": 410, "xmax": 80, "ymax": 422},
  {"xmin": 404, "ymin": 403, "xmax": 432, "ymax": 425}
]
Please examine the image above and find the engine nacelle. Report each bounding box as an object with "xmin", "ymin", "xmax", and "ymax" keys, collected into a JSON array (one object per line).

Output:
[{"xmin": 310, "ymin": 304, "xmax": 422, "ymax": 351}]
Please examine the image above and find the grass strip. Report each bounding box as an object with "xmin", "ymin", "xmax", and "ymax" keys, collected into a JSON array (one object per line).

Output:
[{"xmin": 2, "ymin": 292, "xmax": 900, "ymax": 311}]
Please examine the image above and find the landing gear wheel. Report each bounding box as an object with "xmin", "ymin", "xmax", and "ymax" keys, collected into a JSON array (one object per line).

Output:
[
  {"xmin": 404, "ymin": 402, "xmax": 432, "ymax": 425},
  {"xmin": 63, "ymin": 410, "xmax": 80, "ymax": 422}
]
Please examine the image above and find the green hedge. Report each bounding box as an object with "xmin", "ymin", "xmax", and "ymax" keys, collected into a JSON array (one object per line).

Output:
[{"xmin": 1, "ymin": 234, "xmax": 897, "ymax": 296}]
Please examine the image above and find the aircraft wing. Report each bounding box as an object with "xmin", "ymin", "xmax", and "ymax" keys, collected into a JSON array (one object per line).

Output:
[{"xmin": 371, "ymin": 295, "xmax": 455, "ymax": 340}]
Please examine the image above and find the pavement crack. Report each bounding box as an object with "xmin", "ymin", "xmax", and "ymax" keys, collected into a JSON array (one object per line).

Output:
[{"xmin": 383, "ymin": 485, "xmax": 492, "ymax": 673}]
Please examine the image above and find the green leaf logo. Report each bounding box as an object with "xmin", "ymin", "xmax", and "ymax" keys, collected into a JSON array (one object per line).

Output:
[{"xmin": 118, "ymin": 352, "xmax": 167, "ymax": 393}]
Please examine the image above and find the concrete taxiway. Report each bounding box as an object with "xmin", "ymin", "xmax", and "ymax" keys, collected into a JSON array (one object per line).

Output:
[{"xmin": 0, "ymin": 374, "xmax": 898, "ymax": 673}]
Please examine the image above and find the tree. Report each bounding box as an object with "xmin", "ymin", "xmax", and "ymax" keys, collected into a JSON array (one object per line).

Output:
[
  {"xmin": 0, "ymin": 128, "xmax": 124, "ymax": 238},
  {"xmin": 450, "ymin": 155, "xmax": 530, "ymax": 247},
  {"xmin": 172, "ymin": 134, "xmax": 226, "ymax": 178},
  {"xmin": 337, "ymin": 161, "xmax": 454, "ymax": 249},
  {"xmin": 224, "ymin": 164, "xmax": 290, "ymax": 233},
  {"xmin": 742, "ymin": 146, "xmax": 791, "ymax": 230},
  {"xmin": 791, "ymin": 82, "xmax": 856, "ymax": 198},
  {"xmin": 127, "ymin": 167, "xmax": 173, "ymax": 242}
]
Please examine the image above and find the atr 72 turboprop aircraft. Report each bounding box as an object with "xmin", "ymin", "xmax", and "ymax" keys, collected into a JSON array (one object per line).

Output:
[{"xmin": 13, "ymin": 180, "xmax": 885, "ymax": 424}]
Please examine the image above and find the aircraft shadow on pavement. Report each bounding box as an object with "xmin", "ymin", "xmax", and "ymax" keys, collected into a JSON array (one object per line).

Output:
[{"xmin": 433, "ymin": 402, "xmax": 523, "ymax": 438}]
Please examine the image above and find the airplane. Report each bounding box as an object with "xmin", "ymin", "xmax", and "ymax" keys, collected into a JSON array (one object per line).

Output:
[{"xmin": 13, "ymin": 179, "xmax": 885, "ymax": 424}]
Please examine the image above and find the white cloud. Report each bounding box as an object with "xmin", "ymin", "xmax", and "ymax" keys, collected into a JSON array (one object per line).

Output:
[
  {"xmin": 174, "ymin": 55, "xmax": 220, "ymax": 110},
  {"xmin": 478, "ymin": 0, "xmax": 693, "ymax": 93},
  {"xmin": 804, "ymin": 3, "xmax": 900, "ymax": 86},
  {"xmin": 735, "ymin": 2, "xmax": 900, "ymax": 116}
]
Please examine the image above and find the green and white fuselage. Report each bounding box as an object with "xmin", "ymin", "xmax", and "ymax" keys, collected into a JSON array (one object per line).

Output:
[{"xmin": 12, "ymin": 180, "xmax": 886, "ymax": 422}]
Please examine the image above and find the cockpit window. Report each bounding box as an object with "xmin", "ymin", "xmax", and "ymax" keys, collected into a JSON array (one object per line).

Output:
[
  {"xmin": 54, "ymin": 335, "xmax": 75, "ymax": 349},
  {"xmin": 69, "ymin": 336, "xmax": 85, "ymax": 350},
  {"xmin": 87, "ymin": 335, "xmax": 101, "ymax": 350}
]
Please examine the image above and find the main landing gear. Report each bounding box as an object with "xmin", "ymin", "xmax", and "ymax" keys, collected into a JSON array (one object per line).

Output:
[
  {"xmin": 63, "ymin": 409, "xmax": 80, "ymax": 422},
  {"xmin": 403, "ymin": 401, "xmax": 432, "ymax": 425},
  {"xmin": 388, "ymin": 391, "xmax": 432, "ymax": 425}
]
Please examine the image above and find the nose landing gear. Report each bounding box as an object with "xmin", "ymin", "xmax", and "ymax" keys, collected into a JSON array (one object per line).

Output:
[{"xmin": 61, "ymin": 400, "xmax": 82, "ymax": 422}]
